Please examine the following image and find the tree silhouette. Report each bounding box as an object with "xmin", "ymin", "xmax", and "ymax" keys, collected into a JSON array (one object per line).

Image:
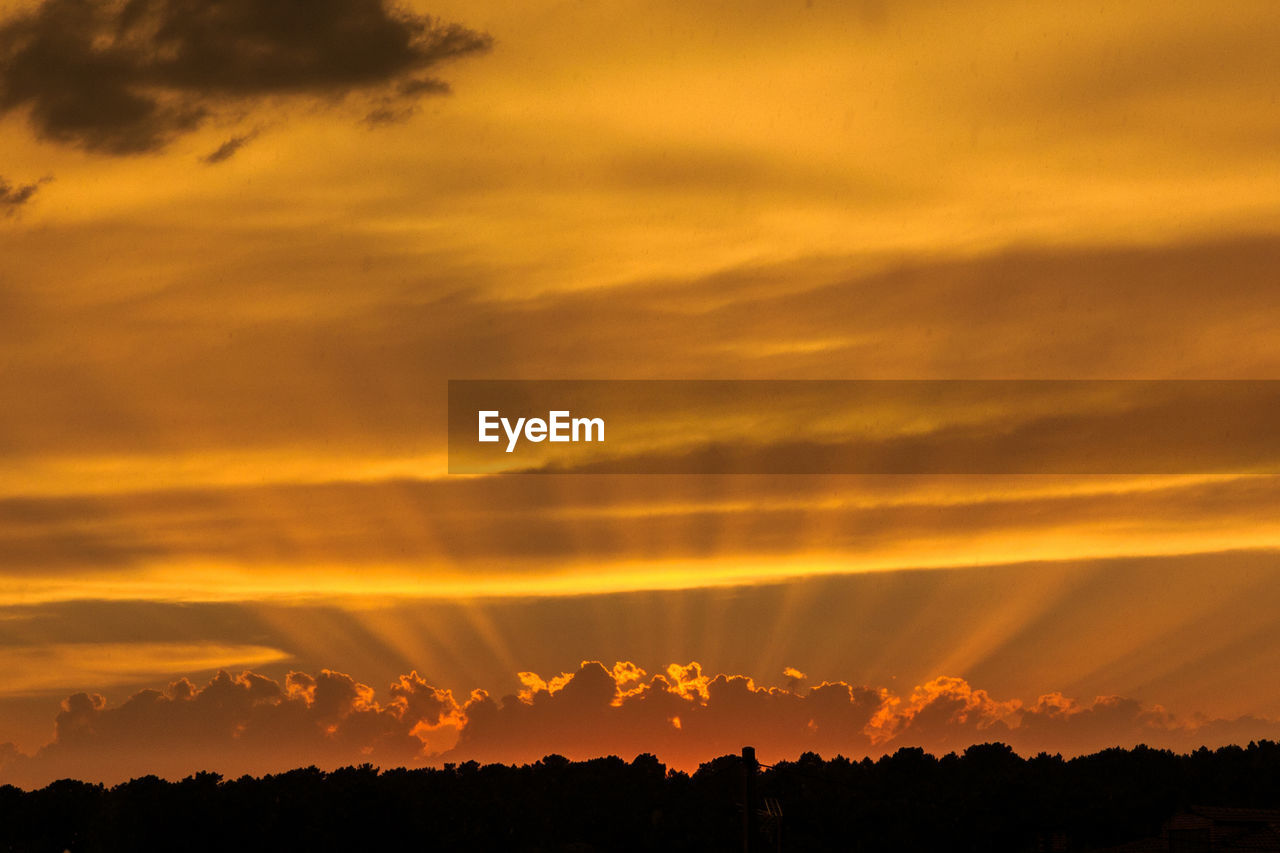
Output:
[{"xmin": 2, "ymin": 741, "xmax": 1280, "ymax": 851}]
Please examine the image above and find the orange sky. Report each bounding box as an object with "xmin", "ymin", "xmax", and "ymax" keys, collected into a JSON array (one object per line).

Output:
[{"xmin": 1, "ymin": 0, "xmax": 1280, "ymax": 786}]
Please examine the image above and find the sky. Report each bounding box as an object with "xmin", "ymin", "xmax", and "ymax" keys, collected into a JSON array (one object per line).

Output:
[{"xmin": 1, "ymin": 0, "xmax": 1280, "ymax": 787}]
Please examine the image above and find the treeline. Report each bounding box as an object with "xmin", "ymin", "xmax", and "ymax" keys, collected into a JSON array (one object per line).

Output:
[{"xmin": 2, "ymin": 741, "xmax": 1280, "ymax": 851}]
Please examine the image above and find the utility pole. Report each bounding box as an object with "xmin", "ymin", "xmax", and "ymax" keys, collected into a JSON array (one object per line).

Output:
[{"xmin": 742, "ymin": 746, "xmax": 759, "ymax": 853}]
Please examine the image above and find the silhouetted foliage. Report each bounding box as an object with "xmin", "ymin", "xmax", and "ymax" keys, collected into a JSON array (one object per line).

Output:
[{"xmin": 2, "ymin": 741, "xmax": 1280, "ymax": 851}]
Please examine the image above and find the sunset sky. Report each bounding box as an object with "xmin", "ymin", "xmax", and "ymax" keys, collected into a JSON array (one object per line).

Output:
[{"xmin": 2, "ymin": 0, "xmax": 1280, "ymax": 787}]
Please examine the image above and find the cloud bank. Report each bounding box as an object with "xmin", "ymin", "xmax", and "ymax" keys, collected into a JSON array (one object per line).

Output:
[
  {"xmin": 0, "ymin": 0, "xmax": 492, "ymax": 153},
  {"xmin": 3, "ymin": 661, "xmax": 1278, "ymax": 789}
]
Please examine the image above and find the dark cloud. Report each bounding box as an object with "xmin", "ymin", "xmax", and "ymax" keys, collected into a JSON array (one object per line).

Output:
[
  {"xmin": 398, "ymin": 77, "xmax": 453, "ymax": 97},
  {"xmin": 0, "ymin": 0, "xmax": 492, "ymax": 154},
  {"xmin": 364, "ymin": 76, "xmax": 452, "ymax": 125},
  {"xmin": 0, "ymin": 176, "xmax": 46, "ymax": 214},
  {"xmin": 3, "ymin": 661, "xmax": 1278, "ymax": 788},
  {"xmin": 201, "ymin": 130, "xmax": 256, "ymax": 164}
]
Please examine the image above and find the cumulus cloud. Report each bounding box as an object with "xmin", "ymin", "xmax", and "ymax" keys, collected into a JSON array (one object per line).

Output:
[
  {"xmin": 0, "ymin": 667, "xmax": 464, "ymax": 787},
  {"xmin": 0, "ymin": 0, "xmax": 492, "ymax": 154},
  {"xmin": 3, "ymin": 661, "xmax": 1280, "ymax": 789}
]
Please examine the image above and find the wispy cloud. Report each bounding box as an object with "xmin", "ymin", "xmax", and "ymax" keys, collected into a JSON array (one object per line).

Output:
[
  {"xmin": 201, "ymin": 131, "xmax": 258, "ymax": 165},
  {"xmin": 0, "ymin": 176, "xmax": 47, "ymax": 214}
]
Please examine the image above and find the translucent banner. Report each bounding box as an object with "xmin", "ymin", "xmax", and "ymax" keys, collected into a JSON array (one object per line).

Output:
[{"xmin": 447, "ymin": 380, "xmax": 1280, "ymax": 474}]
